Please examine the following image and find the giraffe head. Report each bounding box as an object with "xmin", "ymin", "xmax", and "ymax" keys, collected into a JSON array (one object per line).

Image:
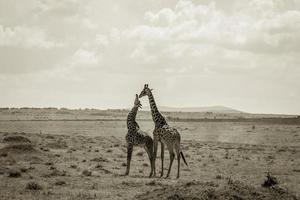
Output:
[
  {"xmin": 139, "ymin": 84, "xmax": 152, "ymax": 98},
  {"xmin": 134, "ymin": 94, "xmax": 142, "ymax": 108}
]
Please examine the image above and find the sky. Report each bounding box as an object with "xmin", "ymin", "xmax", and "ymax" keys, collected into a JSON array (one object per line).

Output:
[{"xmin": 0, "ymin": 0, "xmax": 300, "ymax": 114}]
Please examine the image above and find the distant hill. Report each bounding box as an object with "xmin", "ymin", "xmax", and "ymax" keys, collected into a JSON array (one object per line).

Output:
[{"xmin": 143, "ymin": 105, "xmax": 243, "ymax": 113}]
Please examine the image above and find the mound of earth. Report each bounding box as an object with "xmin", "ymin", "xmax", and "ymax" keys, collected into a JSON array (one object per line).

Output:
[
  {"xmin": 136, "ymin": 180, "xmax": 298, "ymax": 200},
  {"xmin": 2, "ymin": 135, "xmax": 31, "ymax": 143},
  {"xmin": 1, "ymin": 134, "xmax": 38, "ymax": 154},
  {"xmin": 0, "ymin": 144, "xmax": 37, "ymax": 153}
]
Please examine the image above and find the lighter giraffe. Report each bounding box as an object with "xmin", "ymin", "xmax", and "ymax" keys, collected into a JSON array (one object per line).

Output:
[
  {"xmin": 125, "ymin": 94, "xmax": 154, "ymax": 177},
  {"xmin": 139, "ymin": 84, "xmax": 188, "ymax": 178}
]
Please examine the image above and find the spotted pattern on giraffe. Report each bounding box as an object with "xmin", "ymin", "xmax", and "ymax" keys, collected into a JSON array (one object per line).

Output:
[
  {"xmin": 139, "ymin": 84, "xmax": 188, "ymax": 178},
  {"xmin": 156, "ymin": 125, "xmax": 181, "ymax": 145},
  {"xmin": 124, "ymin": 94, "xmax": 154, "ymax": 177},
  {"xmin": 126, "ymin": 130, "xmax": 152, "ymax": 146}
]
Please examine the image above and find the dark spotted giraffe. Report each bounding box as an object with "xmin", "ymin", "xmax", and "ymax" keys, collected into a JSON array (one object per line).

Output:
[
  {"xmin": 139, "ymin": 84, "xmax": 188, "ymax": 178},
  {"xmin": 125, "ymin": 94, "xmax": 154, "ymax": 177}
]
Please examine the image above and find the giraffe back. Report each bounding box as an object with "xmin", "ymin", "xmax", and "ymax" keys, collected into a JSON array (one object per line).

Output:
[{"xmin": 155, "ymin": 125, "xmax": 181, "ymax": 145}]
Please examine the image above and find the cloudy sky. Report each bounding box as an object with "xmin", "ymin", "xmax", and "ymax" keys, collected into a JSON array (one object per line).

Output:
[{"xmin": 0, "ymin": 0, "xmax": 300, "ymax": 114}]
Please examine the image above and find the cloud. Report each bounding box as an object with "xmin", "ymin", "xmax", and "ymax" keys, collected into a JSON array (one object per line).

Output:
[
  {"xmin": 122, "ymin": 0, "xmax": 300, "ymax": 54},
  {"xmin": 0, "ymin": 46, "xmax": 71, "ymax": 74},
  {"xmin": 0, "ymin": 0, "xmax": 299, "ymax": 114},
  {"xmin": 99, "ymin": 0, "xmax": 298, "ymax": 76},
  {"xmin": 0, "ymin": 25, "xmax": 63, "ymax": 48},
  {"xmin": 129, "ymin": 43, "xmax": 157, "ymax": 64},
  {"xmin": 145, "ymin": 8, "xmax": 177, "ymax": 25},
  {"xmin": 95, "ymin": 34, "xmax": 109, "ymax": 46},
  {"xmin": 71, "ymin": 49, "xmax": 99, "ymax": 66}
]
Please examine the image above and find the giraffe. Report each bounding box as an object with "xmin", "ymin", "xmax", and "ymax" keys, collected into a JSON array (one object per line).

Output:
[
  {"xmin": 139, "ymin": 84, "xmax": 188, "ymax": 178},
  {"xmin": 125, "ymin": 94, "xmax": 154, "ymax": 177}
]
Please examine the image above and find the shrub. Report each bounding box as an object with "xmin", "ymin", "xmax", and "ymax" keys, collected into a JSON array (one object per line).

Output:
[
  {"xmin": 26, "ymin": 181, "xmax": 42, "ymax": 190},
  {"xmin": 262, "ymin": 172, "xmax": 278, "ymax": 188},
  {"xmin": 82, "ymin": 170, "xmax": 92, "ymax": 176},
  {"xmin": 8, "ymin": 169, "xmax": 21, "ymax": 178}
]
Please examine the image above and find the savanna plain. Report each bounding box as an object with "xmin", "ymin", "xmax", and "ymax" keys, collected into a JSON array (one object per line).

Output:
[{"xmin": 0, "ymin": 108, "xmax": 299, "ymax": 200}]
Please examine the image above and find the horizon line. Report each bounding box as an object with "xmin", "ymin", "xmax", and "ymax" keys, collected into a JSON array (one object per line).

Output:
[{"xmin": 0, "ymin": 106, "xmax": 298, "ymax": 116}]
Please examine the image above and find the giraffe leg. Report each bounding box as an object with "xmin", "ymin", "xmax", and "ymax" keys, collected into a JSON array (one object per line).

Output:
[
  {"xmin": 144, "ymin": 138, "xmax": 154, "ymax": 177},
  {"xmin": 125, "ymin": 144, "xmax": 133, "ymax": 175},
  {"xmin": 165, "ymin": 144, "xmax": 175, "ymax": 178},
  {"xmin": 160, "ymin": 142, "xmax": 164, "ymax": 177},
  {"xmin": 175, "ymin": 142, "xmax": 181, "ymax": 179},
  {"xmin": 153, "ymin": 137, "xmax": 158, "ymax": 177}
]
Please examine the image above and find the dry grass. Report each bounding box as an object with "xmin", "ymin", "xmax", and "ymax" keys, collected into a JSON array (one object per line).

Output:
[
  {"xmin": 0, "ymin": 114, "xmax": 299, "ymax": 200},
  {"xmin": 136, "ymin": 179, "xmax": 297, "ymax": 200}
]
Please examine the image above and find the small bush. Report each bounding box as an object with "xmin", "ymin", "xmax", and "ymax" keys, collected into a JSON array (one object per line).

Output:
[
  {"xmin": 55, "ymin": 180, "xmax": 66, "ymax": 186},
  {"xmin": 0, "ymin": 152, "xmax": 7, "ymax": 157},
  {"xmin": 70, "ymin": 164, "xmax": 77, "ymax": 169},
  {"xmin": 45, "ymin": 162, "xmax": 53, "ymax": 166},
  {"xmin": 262, "ymin": 172, "xmax": 278, "ymax": 188},
  {"xmin": 146, "ymin": 180, "xmax": 156, "ymax": 186},
  {"xmin": 90, "ymin": 157, "xmax": 108, "ymax": 162},
  {"xmin": 216, "ymin": 174, "xmax": 222, "ymax": 179},
  {"xmin": 50, "ymin": 169, "xmax": 66, "ymax": 176},
  {"xmin": 40, "ymin": 147, "xmax": 50, "ymax": 152},
  {"xmin": 20, "ymin": 167, "xmax": 28, "ymax": 173},
  {"xmin": 26, "ymin": 181, "xmax": 42, "ymax": 190},
  {"xmin": 167, "ymin": 193, "xmax": 183, "ymax": 200},
  {"xmin": 8, "ymin": 169, "xmax": 21, "ymax": 178},
  {"xmin": 82, "ymin": 170, "xmax": 92, "ymax": 176}
]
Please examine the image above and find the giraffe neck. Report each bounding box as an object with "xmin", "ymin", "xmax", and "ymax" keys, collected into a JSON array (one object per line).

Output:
[
  {"xmin": 147, "ymin": 91, "xmax": 167, "ymax": 128},
  {"xmin": 127, "ymin": 105, "xmax": 139, "ymax": 132}
]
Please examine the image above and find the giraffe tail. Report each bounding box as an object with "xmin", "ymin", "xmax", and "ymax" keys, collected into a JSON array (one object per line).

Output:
[{"xmin": 180, "ymin": 152, "xmax": 188, "ymax": 166}]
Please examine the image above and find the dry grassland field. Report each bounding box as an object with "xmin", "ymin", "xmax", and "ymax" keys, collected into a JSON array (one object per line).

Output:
[{"xmin": 0, "ymin": 108, "xmax": 299, "ymax": 200}]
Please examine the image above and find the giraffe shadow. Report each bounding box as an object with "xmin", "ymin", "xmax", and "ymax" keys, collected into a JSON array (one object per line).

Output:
[
  {"xmin": 129, "ymin": 174, "xmax": 152, "ymax": 179},
  {"xmin": 116, "ymin": 173, "xmax": 153, "ymax": 179}
]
